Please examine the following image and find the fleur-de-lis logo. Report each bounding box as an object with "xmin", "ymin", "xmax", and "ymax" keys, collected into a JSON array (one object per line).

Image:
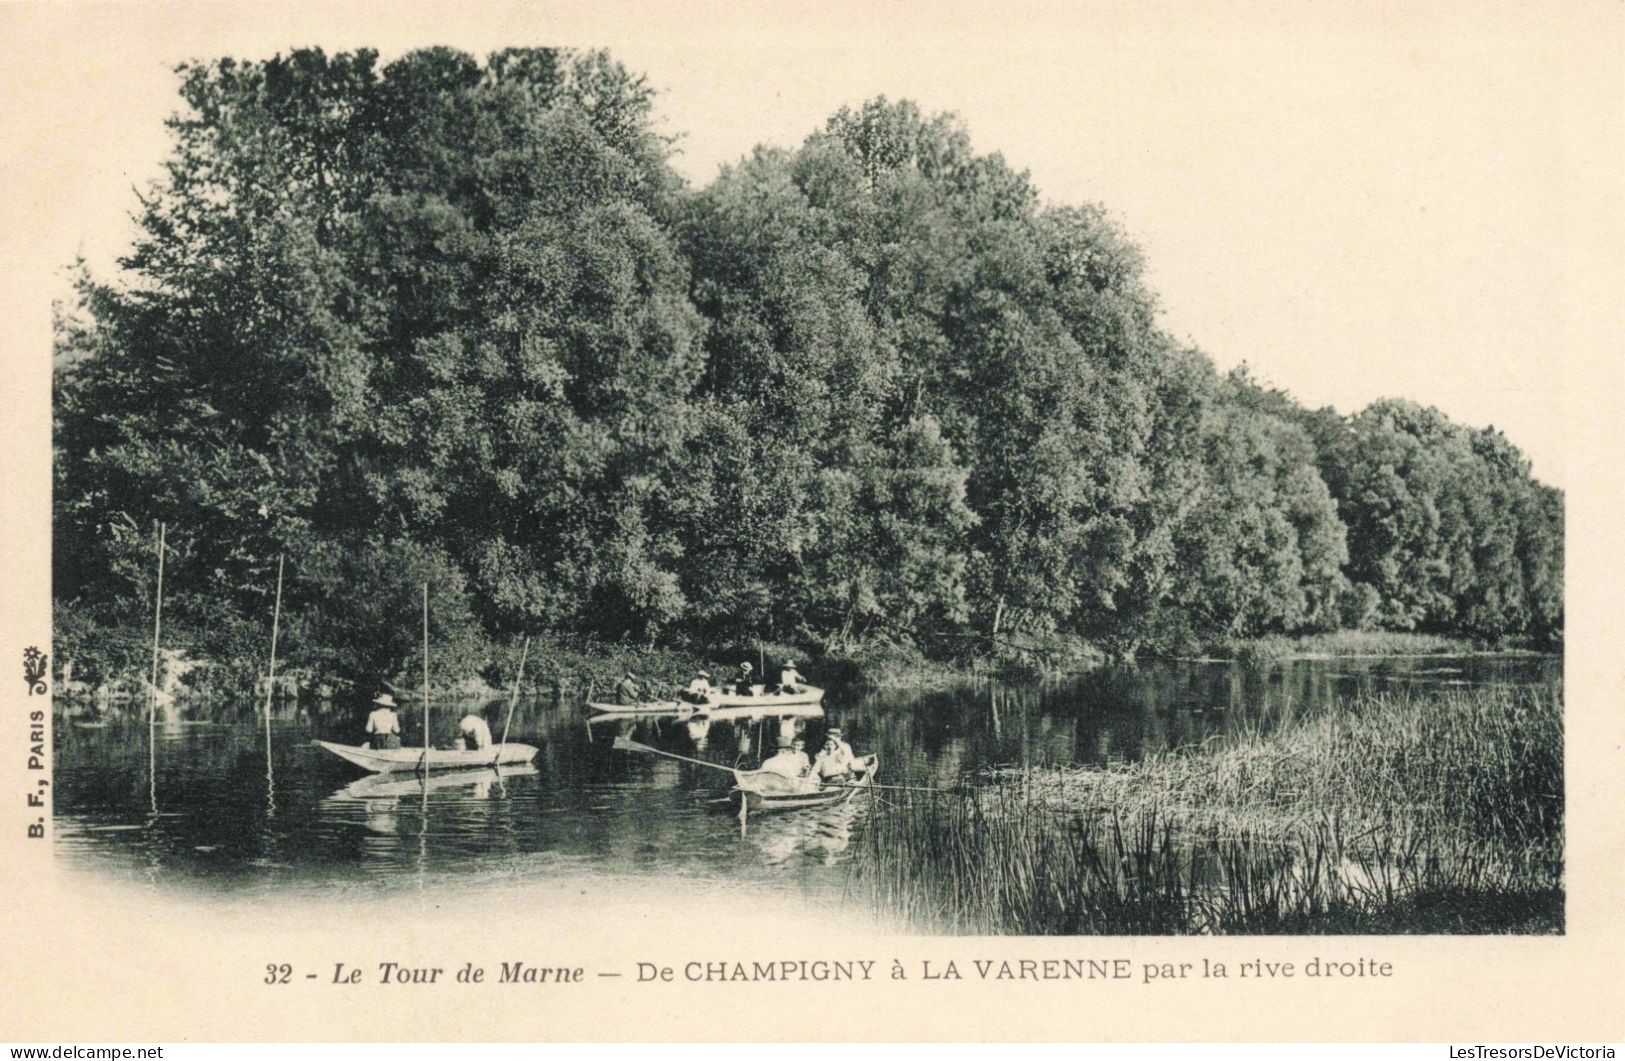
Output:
[{"xmin": 23, "ymin": 647, "xmax": 47, "ymax": 696}]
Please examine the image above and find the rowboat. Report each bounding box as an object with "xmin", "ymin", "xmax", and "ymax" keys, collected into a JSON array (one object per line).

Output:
[
  {"xmin": 311, "ymin": 739, "xmax": 539, "ymax": 774},
  {"xmin": 730, "ymin": 754, "xmax": 878, "ymax": 812},
  {"xmin": 330, "ymin": 762, "xmax": 539, "ymax": 798},
  {"xmin": 708, "ymin": 685, "xmax": 825, "ymax": 708},
  {"xmin": 587, "ymin": 702, "xmax": 825, "ymax": 725},
  {"xmin": 690, "ymin": 703, "xmax": 824, "ymax": 724},
  {"xmin": 584, "ymin": 700, "xmax": 696, "ymax": 716},
  {"xmin": 588, "ymin": 686, "xmax": 825, "ymax": 714}
]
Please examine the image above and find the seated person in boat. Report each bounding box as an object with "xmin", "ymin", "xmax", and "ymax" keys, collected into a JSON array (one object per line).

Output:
[
  {"xmin": 825, "ymin": 725, "xmax": 854, "ymax": 761},
  {"xmin": 732, "ymin": 661, "xmax": 756, "ymax": 695},
  {"xmin": 364, "ymin": 693, "xmax": 402, "ymax": 750},
  {"xmin": 615, "ymin": 670, "xmax": 644, "ymax": 706},
  {"xmin": 458, "ymin": 712, "xmax": 493, "ymax": 750},
  {"xmin": 679, "ymin": 669, "xmax": 716, "ymax": 705},
  {"xmin": 777, "ymin": 659, "xmax": 806, "ymax": 694},
  {"xmin": 813, "ymin": 730, "xmax": 854, "ymax": 781},
  {"xmin": 759, "ymin": 735, "xmax": 812, "ymax": 780}
]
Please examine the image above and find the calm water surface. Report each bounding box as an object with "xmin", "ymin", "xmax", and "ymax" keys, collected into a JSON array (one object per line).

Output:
[{"xmin": 53, "ymin": 655, "xmax": 1557, "ymax": 905}]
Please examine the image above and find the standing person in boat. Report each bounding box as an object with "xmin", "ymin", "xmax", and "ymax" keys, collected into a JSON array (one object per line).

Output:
[
  {"xmin": 458, "ymin": 711, "xmax": 493, "ymax": 751},
  {"xmin": 614, "ymin": 670, "xmax": 644, "ymax": 706},
  {"xmin": 778, "ymin": 659, "xmax": 806, "ymax": 694},
  {"xmin": 732, "ymin": 661, "xmax": 756, "ymax": 696},
  {"xmin": 364, "ymin": 693, "xmax": 402, "ymax": 750},
  {"xmin": 680, "ymin": 669, "xmax": 716, "ymax": 705}
]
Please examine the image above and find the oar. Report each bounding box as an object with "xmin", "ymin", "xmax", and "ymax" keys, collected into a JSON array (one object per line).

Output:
[{"xmin": 612, "ymin": 735, "xmax": 740, "ymax": 775}]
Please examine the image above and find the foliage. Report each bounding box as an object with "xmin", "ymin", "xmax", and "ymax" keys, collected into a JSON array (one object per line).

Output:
[{"xmin": 53, "ymin": 51, "xmax": 1563, "ymax": 685}]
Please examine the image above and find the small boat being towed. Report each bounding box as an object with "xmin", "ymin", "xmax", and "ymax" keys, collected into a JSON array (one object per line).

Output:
[
  {"xmin": 731, "ymin": 754, "xmax": 878, "ymax": 813},
  {"xmin": 312, "ymin": 739, "xmax": 539, "ymax": 774}
]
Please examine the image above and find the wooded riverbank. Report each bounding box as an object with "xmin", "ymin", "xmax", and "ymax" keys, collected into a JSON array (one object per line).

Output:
[
  {"xmin": 53, "ymin": 47, "xmax": 1561, "ymax": 709},
  {"xmin": 52, "ymin": 622, "xmax": 1518, "ymax": 706}
]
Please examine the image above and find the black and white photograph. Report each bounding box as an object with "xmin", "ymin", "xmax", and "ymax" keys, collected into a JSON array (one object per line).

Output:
[{"xmin": 2, "ymin": 0, "xmax": 1619, "ymax": 1045}]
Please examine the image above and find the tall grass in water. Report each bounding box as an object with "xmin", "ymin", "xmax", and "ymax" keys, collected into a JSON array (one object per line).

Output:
[
  {"xmin": 1222, "ymin": 630, "xmax": 1483, "ymax": 663},
  {"xmin": 858, "ymin": 684, "xmax": 1562, "ymax": 934}
]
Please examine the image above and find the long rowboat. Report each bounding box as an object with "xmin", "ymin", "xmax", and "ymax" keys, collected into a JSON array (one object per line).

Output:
[
  {"xmin": 584, "ymin": 700, "xmax": 697, "ymax": 716},
  {"xmin": 730, "ymin": 754, "xmax": 878, "ymax": 813},
  {"xmin": 587, "ymin": 702, "xmax": 825, "ymax": 725},
  {"xmin": 312, "ymin": 739, "xmax": 539, "ymax": 774},
  {"xmin": 586, "ymin": 685, "xmax": 825, "ymax": 715},
  {"xmin": 707, "ymin": 685, "xmax": 826, "ymax": 708}
]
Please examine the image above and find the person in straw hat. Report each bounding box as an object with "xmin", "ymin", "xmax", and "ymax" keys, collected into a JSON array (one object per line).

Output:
[
  {"xmin": 814, "ymin": 727, "xmax": 855, "ymax": 780},
  {"xmin": 364, "ymin": 692, "xmax": 402, "ymax": 750},
  {"xmin": 680, "ymin": 668, "xmax": 716, "ymax": 705},
  {"xmin": 778, "ymin": 659, "xmax": 806, "ymax": 694},
  {"xmin": 732, "ymin": 660, "xmax": 756, "ymax": 696}
]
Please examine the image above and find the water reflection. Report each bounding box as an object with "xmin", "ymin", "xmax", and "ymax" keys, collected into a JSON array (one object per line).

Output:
[{"xmin": 53, "ymin": 654, "xmax": 1558, "ymax": 903}]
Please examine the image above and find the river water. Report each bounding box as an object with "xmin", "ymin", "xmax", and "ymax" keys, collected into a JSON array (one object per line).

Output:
[{"xmin": 52, "ymin": 654, "xmax": 1557, "ymax": 913}]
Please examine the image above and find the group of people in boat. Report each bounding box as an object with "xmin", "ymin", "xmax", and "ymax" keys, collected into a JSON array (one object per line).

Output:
[
  {"xmin": 616, "ymin": 658, "xmax": 809, "ymax": 707},
  {"xmin": 361, "ymin": 691, "xmax": 495, "ymax": 751},
  {"xmin": 757, "ymin": 727, "xmax": 860, "ymax": 791}
]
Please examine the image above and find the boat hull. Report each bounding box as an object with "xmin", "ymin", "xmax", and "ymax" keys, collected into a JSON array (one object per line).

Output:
[
  {"xmin": 707, "ymin": 686, "xmax": 825, "ymax": 708},
  {"xmin": 584, "ymin": 700, "xmax": 693, "ymax": 716},
  {"xmin": 588, "ymin": 687, "xmax": 826, "ymax": 715},
  {"xmin": 312, "ymin": 739, "xmax": 539, "ymax": 774},
  {"xmin": 330, "ymin": 762, "xmax": 540, "ymax": 798}
]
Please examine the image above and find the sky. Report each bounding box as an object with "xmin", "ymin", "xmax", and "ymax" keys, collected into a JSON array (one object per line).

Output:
[{"xmin": 5, "ymin": 0, "xmax": 1620, "ymax": 488}]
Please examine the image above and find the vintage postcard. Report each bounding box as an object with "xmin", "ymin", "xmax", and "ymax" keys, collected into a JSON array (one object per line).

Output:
[{"xmin": 1, "ymin": 0, "xmax": 1621, "ymax": 1044}]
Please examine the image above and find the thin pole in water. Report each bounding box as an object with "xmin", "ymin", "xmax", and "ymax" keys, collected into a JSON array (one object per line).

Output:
[
  {"xmin": 494, "ymin": 636, "xmax": 530, "ymax": 768},
  {"xmin": 148, "ymin": 521, "xmax": 165, "ymax": 813},
  {"xmin": 263, "ymin": 555, "xmax": 284, "ymax": 723},
  {"xmin": 149, "ymin": 522, "xmax": 166, "ymax": 724},
  {"xmin": 263, "ymin": 554, "xmax": 284, "ymax": 817},
  {"xmin": 421, "ymin": 582, "xmax": 431, "ymax": 769}
]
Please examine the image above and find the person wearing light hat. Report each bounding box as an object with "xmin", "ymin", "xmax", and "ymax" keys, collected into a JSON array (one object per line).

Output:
[
  {"xmin": 732, "ymin": 660, "xmax": 756, "ymax": 697},
  {"xmin": 680, "ymin": 669, "xmax": 716, "ymax": 705},
  {"xmin": 814, "ymin": 726, "xmax": 854, "ymax": 780},
  {"xmin": 778, "ymin": 659, "xmax": 805, "ymax": 694},
  {"xmin": 364, "ymin": 692, "xmax": 402, "ymax": 750}
]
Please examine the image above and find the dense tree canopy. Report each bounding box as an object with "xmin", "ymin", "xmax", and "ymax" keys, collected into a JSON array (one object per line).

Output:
[{"xmin": 52, "ymin": 48, "xmax": 1564, "ymax": 690}]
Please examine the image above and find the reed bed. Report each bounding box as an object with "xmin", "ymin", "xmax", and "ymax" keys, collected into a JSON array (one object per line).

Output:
[
  {"xmin": 1220, "ymin": 630, "xmax": 1483, "ymax": 663},
  {"xmin": 857, "ymin": 684, "xmax": 1562, "ymax": 934}
]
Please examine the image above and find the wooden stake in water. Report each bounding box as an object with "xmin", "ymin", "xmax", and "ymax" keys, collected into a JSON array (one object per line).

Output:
[
  {"xmin": 149, "ymin": 523, "xmax": 166, "ymax": 727},
  {"xmin": 421, "ymin": 582, "xmax": 431, "ymax": 769},
  {"xmin": 494, "ymin": 637, "xmax": 530, "ymax": 768},
  {"xmin": 262, "ymin": 555, "xmax": 284, "ymax": 817},
  {"xmin": 263, "ymin": 555, "xmax": 284, "ymax": 723},
  {"xmin": 148, "ymin": 521, "xmax": 165, "ymax": 813}
]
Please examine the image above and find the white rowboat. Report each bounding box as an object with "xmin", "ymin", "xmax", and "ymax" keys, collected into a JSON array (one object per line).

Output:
[
  {"xmin": 730, "ymin": 754, "xmax": 878, "ymax": 812},
  {"xmin": 586, "ymin": 686, "xmax": 825, "ymax": 714},
  {"xmin": 312, "ymin": 739, "xmax": 539, "ymax": 774}
]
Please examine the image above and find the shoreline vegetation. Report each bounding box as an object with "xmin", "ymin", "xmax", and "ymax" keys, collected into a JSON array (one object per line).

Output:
[
  {"xmin": 859, "ymin": 682, "xmax": 1563, "ymax": 935},
  {"xmin": 54, "ymin": 47, "xmax": 1561, "ymax": 710},
  {"xmin": 51, "ymin": 626, "xmax": 1539, "ymax": 706}
]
